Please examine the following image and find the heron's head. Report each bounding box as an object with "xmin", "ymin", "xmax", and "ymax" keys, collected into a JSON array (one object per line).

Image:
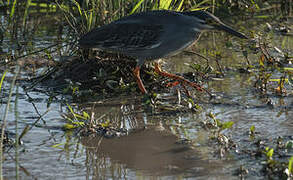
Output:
[{"xmin": 182, "ymin": 11, "xmax": 248, "ymax": 39}]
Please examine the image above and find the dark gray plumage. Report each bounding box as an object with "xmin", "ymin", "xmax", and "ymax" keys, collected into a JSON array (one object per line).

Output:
[{"xmin": 79, "ymin": 10, "xmax": 247, "ymax": 94}]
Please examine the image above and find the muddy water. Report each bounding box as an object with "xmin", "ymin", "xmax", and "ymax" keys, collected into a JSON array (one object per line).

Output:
[
  {"xmin": 2, "ymin": 90, "xmax": 240, "ymax": 179},
  {"xmin": 1, "ymin": 6, "xmax": 293, "ymax": 180}
]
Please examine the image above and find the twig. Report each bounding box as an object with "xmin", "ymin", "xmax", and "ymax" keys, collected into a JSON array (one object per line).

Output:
[{"xmin": 183, "ymin": 50, "xmax": 210, "ymax": 63}]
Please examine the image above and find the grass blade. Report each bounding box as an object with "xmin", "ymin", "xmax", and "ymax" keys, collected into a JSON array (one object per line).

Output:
[
  {"xmin": 0, "ymin": 70, "xmax": 7, "ymax": 93},
  {"xmin": 130, "ymin": 0, "xmax": 145, "ymax": 14}
]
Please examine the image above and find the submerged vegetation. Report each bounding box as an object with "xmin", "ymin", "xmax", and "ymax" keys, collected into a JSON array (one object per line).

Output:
[{"xmin": 0, "ymin": 0, "xmax": 292, "ymax": 179}]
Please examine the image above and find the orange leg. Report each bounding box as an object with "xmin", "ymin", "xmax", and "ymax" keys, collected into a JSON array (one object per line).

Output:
[
  {"xmin": 154, "ymin": 62, "xmax": 203, "ymax": 92},
  {"xmin": 133, "ymin": 66, "xmax": 147, "ymax": 94}
]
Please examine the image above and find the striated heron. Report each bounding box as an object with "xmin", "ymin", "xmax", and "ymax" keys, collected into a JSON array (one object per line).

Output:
[{"xmin": 79, "ymin": 10, "xmax": 247, "ymax": 94}]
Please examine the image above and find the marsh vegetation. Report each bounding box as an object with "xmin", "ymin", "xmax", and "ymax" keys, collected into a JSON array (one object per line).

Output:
[{"xmin": 0, "ymin": 0, "xmax": 292, "ymax": 179}]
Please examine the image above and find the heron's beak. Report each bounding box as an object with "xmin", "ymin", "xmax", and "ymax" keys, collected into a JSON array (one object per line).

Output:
[{"xmin": 217, "ymin": 22, "xmax": 248, "ymax": 39}]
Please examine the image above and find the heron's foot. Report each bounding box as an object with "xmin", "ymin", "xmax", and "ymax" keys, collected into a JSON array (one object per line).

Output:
[
  {"xmin": 166, "ymin": 81, "xmax": 180, "ymax": 87},
  {"xmin": 154, "ymin": 62, "xmax": 204, "ymax": 92}
]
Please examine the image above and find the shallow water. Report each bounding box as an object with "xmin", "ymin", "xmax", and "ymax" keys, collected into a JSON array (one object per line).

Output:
[{"xmin": 1, "ymin": 3, "xmax": 293, "ymax": 180}]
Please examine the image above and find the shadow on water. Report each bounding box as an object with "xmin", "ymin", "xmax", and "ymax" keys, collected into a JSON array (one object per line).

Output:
[
  {"xmin": 81, "ymin": 125, "xmax": 225, "ymax": 179},
  {"xmin": 1, "ymin": 1, "xmax": 293, "ymax": 179},
  {"xmin": 69, "ymin": 98, "xmax": 237, "ymax": 179}
]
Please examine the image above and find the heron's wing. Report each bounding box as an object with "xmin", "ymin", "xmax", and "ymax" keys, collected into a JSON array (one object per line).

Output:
[{"xmin": 79, "ymin": 22, "xmax": 164, "ymax": 51}]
